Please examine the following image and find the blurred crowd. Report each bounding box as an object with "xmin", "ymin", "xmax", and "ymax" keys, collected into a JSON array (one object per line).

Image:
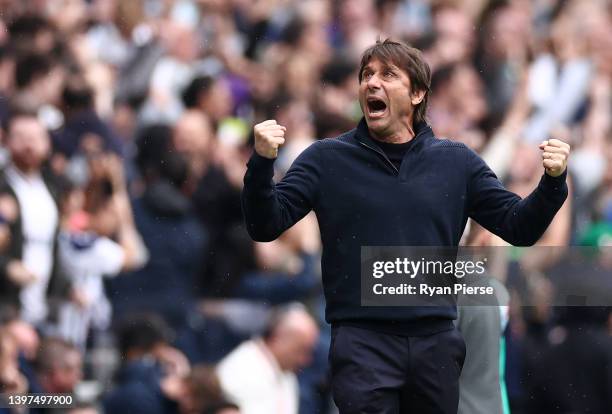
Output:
[{"xmin": 0, "ymin": 0, "xmax": 610, "ymax": 413}]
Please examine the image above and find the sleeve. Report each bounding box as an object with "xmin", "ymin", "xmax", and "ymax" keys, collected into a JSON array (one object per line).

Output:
[
  {"xmin": 241, "ymin": 142, "xmax": 322, "ymax": 242},
  {"xmin": 93, "ymin": 237, "xmax": 126, "ymax": 277},
  {"xmin": 466, "ymin": 147, "xmax": 568, "ymax": 246}
]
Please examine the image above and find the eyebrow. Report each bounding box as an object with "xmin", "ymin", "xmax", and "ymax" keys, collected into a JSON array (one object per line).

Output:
[{"xmin": 363, "ymin": 63, "xmax": 399, "ymax": 73}]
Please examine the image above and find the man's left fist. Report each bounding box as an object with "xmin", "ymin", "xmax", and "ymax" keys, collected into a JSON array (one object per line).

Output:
[{"xmin": 539, "ymin": 139, "xmax": 570, "ymax": 177}]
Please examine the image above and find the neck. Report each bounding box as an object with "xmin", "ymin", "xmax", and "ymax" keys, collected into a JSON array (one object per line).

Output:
[
  {"xmin": 261, "ymin": 338, "xmax": 286, "ymax": 371},
  {"xmin": 10, "ymin": 162, "xmax": 40, "ymax": 176},
  {"xmin": 369, "ymin": 116, "xmax": 416, "ymax": 144}
]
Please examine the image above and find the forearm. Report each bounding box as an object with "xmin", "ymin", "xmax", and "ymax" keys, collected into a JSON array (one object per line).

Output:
[
  {"xmin": 242, "ymin": 149, "xmax": 318, "ymax": 242},
  {"xmin": 114, "ymin": 192, "xmax": 148, "ymax": 270},
  {"xmin": 491, "ymin": 171, "xmax": 568, "ymax": 246}
]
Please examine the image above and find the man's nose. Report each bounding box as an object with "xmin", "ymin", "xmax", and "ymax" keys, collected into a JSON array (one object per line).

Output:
[{"xmin": 367, "ymin": 73, "xmax": 382, "ymax": 89}]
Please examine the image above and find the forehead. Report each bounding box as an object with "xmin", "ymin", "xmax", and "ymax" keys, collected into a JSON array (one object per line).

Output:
[
  {"xmin": 361, "ymin": 58, "xmax": 400, "ymax": 71},
  {"xmin": 9, "ymin": 116, "xmax": 44, "ymax": 134}
]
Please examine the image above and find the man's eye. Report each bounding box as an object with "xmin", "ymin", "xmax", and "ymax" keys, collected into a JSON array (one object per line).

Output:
[
  {"xmin": 363, "ymin": 72, "xmax": 372, "ymax": 80},
  {"xmin": 384, "ymin": 70, "xmax": 395, "ymax": 78}
]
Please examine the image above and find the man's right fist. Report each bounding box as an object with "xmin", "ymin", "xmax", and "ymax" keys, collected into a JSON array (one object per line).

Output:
[{"xmin": 254, "ymin": 120, "xmax": 286, "ymax": 159}]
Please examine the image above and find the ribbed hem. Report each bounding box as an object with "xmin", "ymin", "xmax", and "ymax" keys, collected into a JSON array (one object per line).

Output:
[{"xmin": 333, "ymin": 317, "xmax": 455, "ymax": 337}]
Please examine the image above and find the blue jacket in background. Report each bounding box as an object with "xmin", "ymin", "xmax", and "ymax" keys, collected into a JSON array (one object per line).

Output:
[{"xmin": 242, "ymin": 119, "xmax": 568, "ymax": 335}]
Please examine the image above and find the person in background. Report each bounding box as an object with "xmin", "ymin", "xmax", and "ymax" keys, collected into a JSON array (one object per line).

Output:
[
  {"xmin": 55, "ymin": 153, "xmax": 148, "ymax": 349},
  {"xmin": 0, "ymin": 108, "xmax": 67, "ymax": 327},
  {"xmin": 0, "ymin": 327, "xmax": 28, "ymax": 398},
  {"xmin": 109, "ymin": 146, "xmax": 206, "ymax": 328},
  {"xmin": 32, "ymin": 337, "xmax": 82, "ymax": 394},
  {"xmin": 103, "ymin": 313, "xmax": 190, "ymax": 414},
  {"xmin": 52, "ymin": 76, "xmax": 123, "ymax": 159},
  {"xmin": 216, "ymin": 304, "xmax": 319, "ymax": 414},
  {"xmin": 0, "ymin": 304, "xmax": 39, "ymax": 396},
  {"xmin": 178, "ymin": 364, "xmax": 226, "ymax": 414}
]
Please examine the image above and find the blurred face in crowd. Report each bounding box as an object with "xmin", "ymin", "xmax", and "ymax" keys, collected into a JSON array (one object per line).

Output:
[
  {"xmin": 40, "ymin": 348, "xmax": 82, "ymax": 393},
  {"xmin": 433, "ymin": 7, "xmax": 475, "ymax": 64},
  {"xmin": 6, "ymin": 115, "xmax": 51, "ymax": 173},
  {"xmin": 359, "ymin": 58, "xmax": 425, "ymax": 141},
  {"xmin": 449, "ymin": 65, "xmax": 488, "ymax": 124},
  {"xmin": 173, "ymin": 111, "xmax": 213, "ymax": 176},
  {"xmin": 267, "ymin": 310, "xmax": 319, "ymax": 373},
  {"xmin": 198, "ymin": 79, "xmax": 233, "ymax": 124}
]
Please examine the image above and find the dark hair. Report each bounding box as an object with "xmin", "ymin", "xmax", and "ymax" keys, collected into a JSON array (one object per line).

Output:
[
  {"xmin": 430, "ymin": 63, "xmax": 458, "ymax": 92},
  {"xmin": 358, "ymin": 38, "xmax": 431, "ymax": 124},
  {"xmin": 135, "ymin": 124, "xmax": 172, "ymax": 179},
  {"xmin": 1, "ymin": 104, "xmax": 39, "ymax": 133},
  {"xmin": 116, "ymin": 313, "xmax": 173, "ymax": 356},
  {"xmin": 182, "ymin": 76, "xmax": 214, "ymax": 108},
  {"xmin": 8, "ymin": 14, "xmax": 53, "ymax": 38},
  {"xmin": 160, "ymin": 151, "xmax": 189, "ymax": 188},
  {"xmin": 15, "ymin": 54, "xmax": 53, "ymax": 89},
  {"xmin": 35, "ymin": 337, "xmax": 80, "ymax": 374},
  {"xmin": 62, "ymin": 76, "xmax": 94, "ymax": 112}
]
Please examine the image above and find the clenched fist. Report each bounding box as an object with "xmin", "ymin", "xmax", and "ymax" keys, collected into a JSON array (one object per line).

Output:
[
  {"xmin": 539, "ymin": 138, "xmax": 570, "ymax": 177},
  {"xmin": 254, "ymin": 120, "xmax": 286, "ymax": 159}
]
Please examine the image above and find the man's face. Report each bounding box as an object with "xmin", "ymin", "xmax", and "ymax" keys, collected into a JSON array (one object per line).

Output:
[
  {"xmin": 358, "ymin": 58, "xmax": 421, "ymax": 139},
  {"xmin": 7, "ymin": 116, "xmax": 50, "ymax": 173},
  {"xmin": 51, "ymin": 350, "xmax": 82, "ymax": 393},
  {"xmin": 273, "ymin": 328, "xmax": 318, "ymax": 373}
]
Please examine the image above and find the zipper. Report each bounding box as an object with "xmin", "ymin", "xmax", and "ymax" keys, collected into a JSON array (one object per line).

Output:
[{"xmin": 358, "ymin": 141, "xmax": 399, "ymax": 175}]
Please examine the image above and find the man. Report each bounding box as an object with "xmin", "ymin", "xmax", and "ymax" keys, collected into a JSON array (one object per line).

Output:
[
  {"xmin": 242, "ymin": 39, "xmax": 569, "ymax": 413},
  {"xmin": 103, "ymin": 313, "xmax": 190, "ymax": 414},
  {"xmin": 0, "ymin": 109, "xmax": 64, "ymax": 326},
  {"xmin": 216, "ymin": 305, "xmax": 319, "ymax": 414},
  {"xmin": 33, "ymin": 337, "xmax": 82, "ymax": 394}
]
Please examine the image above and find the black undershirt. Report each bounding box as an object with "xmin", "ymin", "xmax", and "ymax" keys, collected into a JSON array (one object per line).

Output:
[{"xmin": 374, "ymin": 139, "xmax": 415, "ymax": 171}]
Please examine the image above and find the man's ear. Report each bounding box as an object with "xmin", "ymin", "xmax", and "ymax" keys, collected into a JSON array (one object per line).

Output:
[{"xmin": 411, "ymin": 89, "xmax": 426, "ymax": 105}]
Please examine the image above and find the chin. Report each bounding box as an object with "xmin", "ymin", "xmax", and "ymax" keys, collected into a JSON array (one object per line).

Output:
[{"xmin": 365, "ymin": 118, "xmax": 389, "ymax": 133}]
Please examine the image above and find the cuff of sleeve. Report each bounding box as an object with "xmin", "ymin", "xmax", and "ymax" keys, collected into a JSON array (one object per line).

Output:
[
  {"xmin": 248, "ymin": 151, "xmax": 276, "ymax": 169},
  {"xmin": 244, "ymin": 151, "xmax": 276, "ymax": 193},
  {"xmin": 541, "ymin": 168, "xmax": 568, "ymax": 190}
]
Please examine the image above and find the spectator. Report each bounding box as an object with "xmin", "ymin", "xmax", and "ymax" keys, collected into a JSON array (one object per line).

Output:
[
  {"xmin": 103, "ymin": 313, "xmax": 190, "ymax": 414},
  {"xmin": 178, "ymin": 364, "xmax": 226, "ymax": 414},
  {"xmin": 109, "ymin": 121, "xmax": 206, "ymax": 327},
  {"xmin": 0, "ymin": 108, "xmax": 67, "ymax": 326},
  {"xmin": 0, "ymin": 327, "xmax": 28, "ymax": 396},
  {"xmin": 52, "ymin": 76, "xmax": 124, "ymax": 159},
  {"xmin": 182, "ymin": 76, "xmax": 234, "ymax": 128},
  {"xmin": 216, "ymin": 305, "xmax": 319, "ymax": 414},
  {"xmin": 55, "ymin": 155, "xmax": 147, "ymax": 349},
  {"xmin": 0, "ymin": 304, "xmax": 39, "ymax": 392},
  {"xmin": 33, "ymin": 337, "xmax": 82, "ymax": 394},
  {"xmin": 524, "ymin": 307, "xmax": 612, "ymax": 413},
  {"xmin": 12, "ymin": 53, "xmax": 64, "ymax": 119},
  {"xmin": 0, "ymin": 1, "xmax": 609, "ymax": 413}
]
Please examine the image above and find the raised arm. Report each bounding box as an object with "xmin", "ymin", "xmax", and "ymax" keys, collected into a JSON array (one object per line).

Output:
[
  {"xmin": 241, "ymin": 120, "xmax": 321, "ymax": 242},
  {"xmin": 467, "ymin": 139, "xmax": 570, "ymax": 246}
]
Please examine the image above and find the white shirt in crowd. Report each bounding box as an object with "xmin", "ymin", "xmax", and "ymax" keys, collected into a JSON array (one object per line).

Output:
[
  {"xmin": 56, "ymin": 232, "xmax": 125, "ymax": 348},
  {"xmin": 216, "ymin": 338, "xmax": 299, "ymax": 414},
  {"xmin": 5, "ymin": 166, "xmax": 58, "ymax": 325}
]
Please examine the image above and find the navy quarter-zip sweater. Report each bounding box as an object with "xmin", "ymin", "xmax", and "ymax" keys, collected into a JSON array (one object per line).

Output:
[{"xmin": 242, "ymin": 119, "xmax": 568, "ymax": 335}]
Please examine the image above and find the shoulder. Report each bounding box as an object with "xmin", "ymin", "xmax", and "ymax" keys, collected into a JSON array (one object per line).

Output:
[
  {"xmin": 427, "ymin": 137, "xmax": 472, "ymax": 152},
  {"xmin": 425, "ymin": 137, "xmax": 485, "ymax": 166},
  {"xmin": 314, "ymin": 128, "xmax": 359, "ymax": 150},
  {"xmin": 217, "ymin": 340, "xmax": 259, "ymax": 371}
]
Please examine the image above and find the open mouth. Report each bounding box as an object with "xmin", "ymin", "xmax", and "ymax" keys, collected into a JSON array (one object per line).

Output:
[{"xmin": 366, "ymin": 97, "xmax": 387, "ymax": 118}]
